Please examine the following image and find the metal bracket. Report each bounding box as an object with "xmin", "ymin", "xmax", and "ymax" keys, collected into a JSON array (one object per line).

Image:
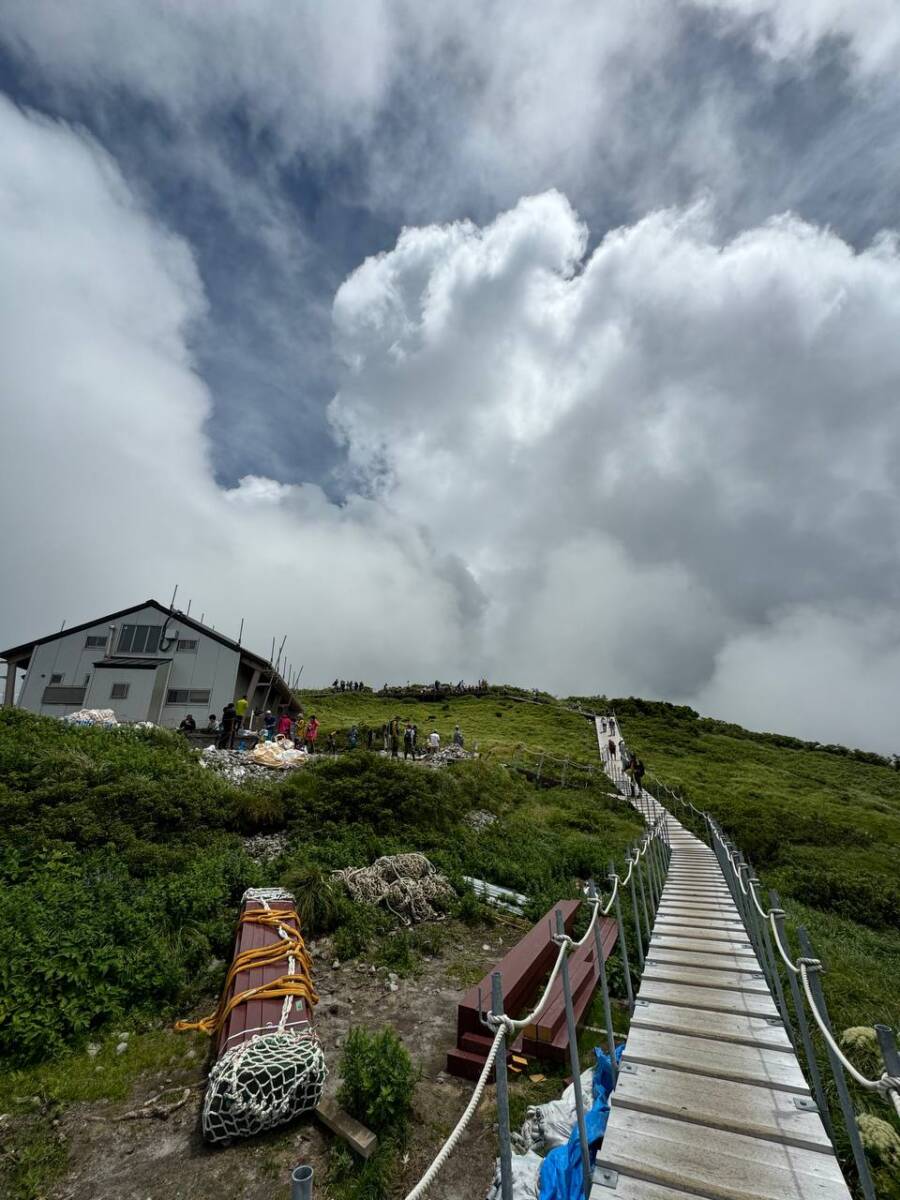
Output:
[
  {"xmin": 793, "ymin": 1096, "xmax": 819, "ymax": 1112},
  {"xmin": 620, "ymin": 1061, "xmax": 638, "ymax": 1074},
  {"xmin": 594, "ymin": 1167, "xmax": 619, "ymax": 1190},
  {"xmin": 766, "ymin": 1017, "xmax": 783, "ymax": 1026},
  {"xmin": 635, "ymin": 999, "xmax": 651, "ymax": 1007},
  {"xmin": 751, "ymin": 972, "xmax": 765, "ymax": 980}
]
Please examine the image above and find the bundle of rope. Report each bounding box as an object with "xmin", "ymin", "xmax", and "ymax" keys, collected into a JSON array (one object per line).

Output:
[
  {"xmin": 331, "ymin": 852, "xmax": 455, "ymax": 925},
  {"xmin": 176, "ymin": 888, "xmax": 326, "ymax": 1143}
]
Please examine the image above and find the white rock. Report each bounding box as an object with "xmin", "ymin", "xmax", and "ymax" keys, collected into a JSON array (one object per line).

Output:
[
  {"xmin": 86, "ymin": 1043, "xmax": 101, "ymax": 1058},
  {"xmin": 115, "ymin": 1041, "xmax": 128, "ymax": 1055},
  {"xmin": 332, "ymin": 959, "xmax": 340, "ymax": 969}
]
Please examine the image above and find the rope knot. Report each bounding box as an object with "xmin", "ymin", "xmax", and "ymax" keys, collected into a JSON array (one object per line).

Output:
[
  {"xmin": 486, "ymin": 1011, "xmax": 516, "ymax": 1037},
  {"xmin": 798, "ymin": 956, "xmax": 823, "ymax": 972},
  {"xmin": 880, "ymin": 1074, "xmax": 900, "ymax": 1094}
]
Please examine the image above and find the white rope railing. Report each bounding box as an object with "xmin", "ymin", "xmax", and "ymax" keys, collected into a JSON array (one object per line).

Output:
[
  {"xmin": 642, "ymin": 743, "xmax": 900, "ymax": 1118},
  {"xmin": 400, "ymin": 753, "xmax": 668, "ymax": 1200}
]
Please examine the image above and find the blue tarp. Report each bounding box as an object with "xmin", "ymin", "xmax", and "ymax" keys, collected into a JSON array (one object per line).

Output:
[{"xmin": 538, "ymin": 1045, "xmax": 625, "ymax": 1200}]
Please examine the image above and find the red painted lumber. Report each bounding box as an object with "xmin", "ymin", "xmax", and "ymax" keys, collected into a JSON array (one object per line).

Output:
[
  {"xmin": 521, "ymin": 915, "xmax": 618, "ymax": 1063},
  {"xmin": 447, "ymin": 900, "xmax": 580, "ymax": 1080},
  {"xmin": 216, "ymin": 894, "xmax": 314, "ymax": 1059}
]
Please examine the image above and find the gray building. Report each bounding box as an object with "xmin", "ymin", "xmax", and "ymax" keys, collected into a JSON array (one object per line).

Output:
[{"xmin": 1, "ymin": 599, "xmax": 297, "ymax": 728}]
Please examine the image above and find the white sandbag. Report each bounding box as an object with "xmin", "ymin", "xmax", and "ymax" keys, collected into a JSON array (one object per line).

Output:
[
  {"xmin": 485, "ymin": 1150, "xmax": 542, "ymax": 1200},
  {"xmin": 514, "ymin": 1067, "xmax": 594, "ymax": 1153},
  {"xmin": 249, "ymin": 736, "xmax": 308, "ymax": 768},
  {"xmin": 63, "ymin": 708, "xmax": 118, "ymax": 726}
]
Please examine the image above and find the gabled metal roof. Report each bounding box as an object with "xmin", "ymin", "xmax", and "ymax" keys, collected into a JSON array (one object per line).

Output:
[{"xmin": 1, "ymin": 600, "xmax": 292, "ymax": 704}]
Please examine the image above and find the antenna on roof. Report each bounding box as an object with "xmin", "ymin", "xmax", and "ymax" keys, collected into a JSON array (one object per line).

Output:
[
  {"xmin": 200, "ymin": 613, "xmax": 205, "ymax": 624},
  {"xmin": 186, "ymin": 599, "xmax": 192, "ymax": 616},
  {"xmin": 238, "ymin": 617, "xmax": 244, "ymax": 646},
  {"xmin": 169, "ymin": 585, "xmax": 178, "ymax": 611},
  {"xmin": 60, "ymin": 619, "xmax": 66, "ymax": 632}
]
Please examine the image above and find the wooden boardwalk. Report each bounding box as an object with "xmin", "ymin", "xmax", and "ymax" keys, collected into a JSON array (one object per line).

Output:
[{"xmin": 591, "ymin": 799, "xmax": 852, "ymax": 1200}]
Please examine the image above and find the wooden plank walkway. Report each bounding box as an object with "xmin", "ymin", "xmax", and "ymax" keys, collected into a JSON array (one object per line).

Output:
[{"xmin": 590, "ymin": 763, "xmax": 852, "ymax": 1199}]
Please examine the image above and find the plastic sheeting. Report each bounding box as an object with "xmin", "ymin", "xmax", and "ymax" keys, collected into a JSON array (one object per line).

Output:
[
  {"xmin": 249, "ymin": 736, "xmax": 308, "ymax": 768},
  {"xmin": 537, "ymin": 1045, "xmax": 624, "ymax": 1200}
]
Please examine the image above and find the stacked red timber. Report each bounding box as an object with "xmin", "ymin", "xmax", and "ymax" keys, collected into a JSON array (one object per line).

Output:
[
  {"xmin": 447, "ymin": 900, "xmax": 620, "ymax": 1079},
  {"xmin": 520, "ymin": 914, "xmax": 618, "ymax": 1061},
  {"xmin": 177, "ymin": 887, "xmax": 327, "ymax": 1142}
]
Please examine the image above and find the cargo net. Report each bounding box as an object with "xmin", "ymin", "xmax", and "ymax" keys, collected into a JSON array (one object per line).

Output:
[{"xmin": 202, "ymin": 1029, "xmax": 327, "ymax": 1144}]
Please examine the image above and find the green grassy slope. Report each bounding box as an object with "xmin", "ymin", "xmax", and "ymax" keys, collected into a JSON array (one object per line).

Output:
[{"xmin": 294, "ymin": 688, "xmax": 599, "ymax": 762}]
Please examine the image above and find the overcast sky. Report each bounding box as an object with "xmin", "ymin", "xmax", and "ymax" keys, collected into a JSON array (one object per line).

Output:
[{"xmin": 2, "ymin": 1, "xmax": 900, "ymax": 750}]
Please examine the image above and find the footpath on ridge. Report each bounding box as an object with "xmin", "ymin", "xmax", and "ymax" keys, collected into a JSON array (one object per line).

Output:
[{"xmin": 591, "ymin": 718, "xmax": 852, "ymax": 1200}]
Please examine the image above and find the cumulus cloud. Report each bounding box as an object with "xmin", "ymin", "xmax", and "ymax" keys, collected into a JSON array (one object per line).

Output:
[{"xmin": 331, "ymin": 191, "xmax": 900, "ymax": 748}]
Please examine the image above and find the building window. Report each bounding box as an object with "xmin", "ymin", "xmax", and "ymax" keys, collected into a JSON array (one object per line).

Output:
[
  {"xmin": 42, "ymin": 686, "xmax": 87, "ymax": 705},
  {"xmin": 117, "ymin": 624, "xmax": 162, "ymax": 654},
  {"xmin": 176, "ymin": 639, "xmax": 198, "ymax": 653},
  {"xmin": 49, "ymin": 673, "xmax": 64, "ymax": 685},
  {"xmin": 166, "ymin": 688, "xmax": 211, "ymax": 705},
  {"xmin": 110, "ymin": 683, "xmax": 130, "ymax": 700},
  {"xmin": 85, "ymin": 635, "xmax": 107, "ymax": 648}
]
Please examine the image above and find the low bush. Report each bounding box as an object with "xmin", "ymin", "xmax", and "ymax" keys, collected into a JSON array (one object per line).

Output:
[
  {"xmin": 0, "ymin": 842, "xmax": 259, "ymax": 1064},
  {"xmin": 337, "ymin": 1027, "xmax": 416, "ymax": 1136}
]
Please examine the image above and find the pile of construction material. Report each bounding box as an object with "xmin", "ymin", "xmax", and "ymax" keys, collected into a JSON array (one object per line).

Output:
[
  {"xmin": 63, "ymin": 708, "xmax": 118, "ymax": 726},
  {"xmin": 242, "ymin": 831, "xmax": 289, "ymax": 864},
  {"xmin": 199, "ymin": 744, "xmax": 304, "ymax": 784},
  {"xmin": 424, "ymin": 744, "xmax": 474, "ymax": 767}
]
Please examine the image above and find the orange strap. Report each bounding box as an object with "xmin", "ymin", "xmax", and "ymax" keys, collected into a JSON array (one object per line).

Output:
[{"xmin": 175, "ymin": 908, "xmax": 318, "ymax": 1037}]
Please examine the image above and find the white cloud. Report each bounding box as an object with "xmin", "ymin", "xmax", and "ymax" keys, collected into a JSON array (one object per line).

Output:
[
  {"xmin": 694, "ymin": 606, "xmax": 900, "ymax": 752},
  {"xmin": 692, "ymin": 0, "xmax": 900, "ymax": 76},
  {"xmin": 4, "ymin": 93, "xmax": 900, "ymax": 751},
  {"xmin": 331, "ymin": 191, "xmax": 900, "ymax": 746},
  {"xmin": 0, "ymin": 98, "xmax": 474, "ymax": 684}
]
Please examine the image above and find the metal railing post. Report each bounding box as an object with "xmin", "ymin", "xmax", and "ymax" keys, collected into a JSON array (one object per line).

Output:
[
  {"xmin": 556, "ymin": 911, "xmax": 592, "ymax": 1200},
  {"xmin": 609, "ymin": 860, "xmax": 634, "ymax": 1011},
  {"xmin": 490, "ymin": 972, "xmax": 514, "ymax": 1200},
  {"xmin": 589, "ymin": 883, "xmax": 619, "ymax": 1083},
  {"xmin": 747, "ymin": 873, "xmax": 793, "ymax": 1039},
  {"xmin": 628, "ymin": 853, "xmax": 645, "ymax": 969},
  {"xmin": 874, "ymin": 1024, "xmax": 900, "ymax": 1120},
  {"xmin": 796, "ymin": 928, "xmax": 876, "ymax": 1200},
  {"xmin": 768, "ymin": 893, "xmax": 832, "ymax": 1139},
  {"xmin": 634, "ymin": 849, "xmax": 652, "ymax": 946}
]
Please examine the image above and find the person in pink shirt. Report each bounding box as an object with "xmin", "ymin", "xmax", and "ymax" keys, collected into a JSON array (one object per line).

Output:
[
  {"xmin": 277, "ymin": 711, "xmax": 293, "ymax": 739},
  {"xmin": 305, "ymin": 715, "xmax": 319, "ymax": 753}
]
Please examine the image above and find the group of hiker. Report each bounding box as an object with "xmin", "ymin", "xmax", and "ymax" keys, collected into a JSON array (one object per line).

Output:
[
  {"xmin": 378, "ymin": 717, "xmax": 464, "ymax": 759},
  {"xmin": 606, "ymin": 728, "xmax": 645, "ymax": 797},
  {"xmin": 331, "ymin": 679, "xmax": 368, "ymax": 692}
]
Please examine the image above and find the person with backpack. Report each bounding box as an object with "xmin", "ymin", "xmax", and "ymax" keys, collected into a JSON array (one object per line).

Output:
[
  {"xmin": 218, "ymin": 703, "xmax": 237, "ymax": 749},
  {"xmin": 403, "ymin": 721, "xmax": 416, "ymax": 759},
  {"xmin": 634, "ymin": 758, "xmax": 646, "ymax": 795}
]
